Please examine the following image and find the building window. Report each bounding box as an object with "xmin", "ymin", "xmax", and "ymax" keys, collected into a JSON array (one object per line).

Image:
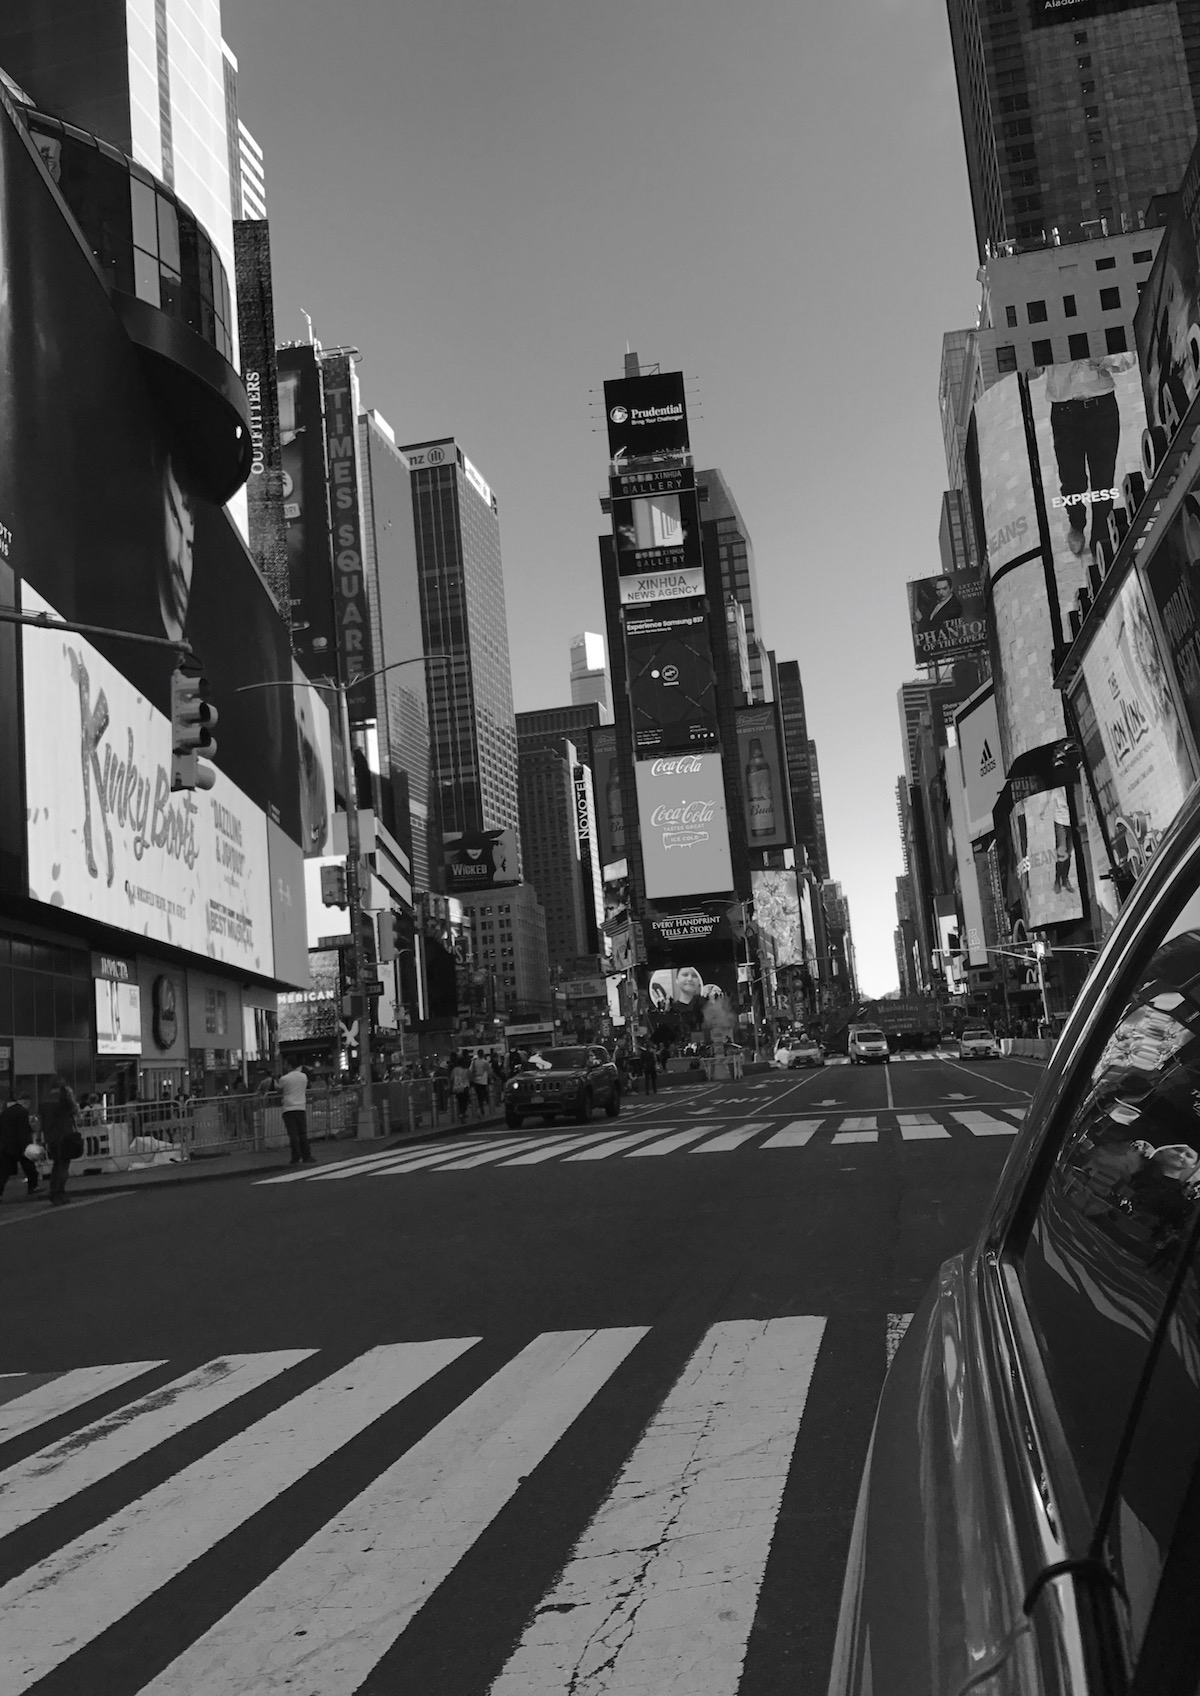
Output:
[
  {"xmin": 996, "ymin": 345, "xmax": 1018, "ymax": 373},
  {"xmin": 1133, "ymin": 249, "xmax": 1153, "ymax": 264},
  {"xmin": 1077, "ymin": 55, "xmax": 1091, "ymax": 68},
  {"xmin": 1084, "ymin": 106, "xmax": 1100, "ymax": 120},
  {"xmin": 1006, "ymin": 304, "xmax": 1018, "ymax": 327},
  {"xmin": 1063, "ymin": 293, "xmax": 1077, "ymax": 317},
  {"xmin": 1105, "ymin": 325, "xmax": 1128, "ymax": 354},
  {"xmin": 1068, "ymin": 331, "xmax": 1090, "ymax": 359},
  {"xmin": 1027, "ymin": 299, "xmax": 1048, "ymax": 323},
  {"xmin": 1014, "ymin": 195, "xmax": 1042, "ymax": 214},
  {"xmin": 1080, "ymin": 80, "xmax": 1096, "ymax": 95},
  {"xmin": 1007, "ymin": 143, "xmax": 1035, "ymax": 163},
  {"xmin": 1032, "ymin": 338, "xmax": 1054, "ymax": 366},
  {"xmin": 1099, "ymin": 285, "xmax": 1121, "ymax": 310},
  {"xmin": 1074, "ymin": 29, "xmax": 1087, "ymax": 42},
  {"xmin": 1087, "ymin": 129, "xmax": 1103, "ymax": 146},
  {"xmin": 1095, "ymin": 256, "xmax": 1116, "ymax": 271},
  {"xmin": 1095, "ymin": 181, "xmax": 1111, "ymax": 203}
]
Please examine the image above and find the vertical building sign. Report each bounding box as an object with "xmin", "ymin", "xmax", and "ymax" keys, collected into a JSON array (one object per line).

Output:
[
  {"xmin": 278, "ymin": 346, "xmax": 336, "ymax": 672},
  {"xmin": 321, "ymin": 354, "xmax": 374, "ymax": 720},
  {"xmin": 233, "ymin": 221, "xmax": 288, "ymax": 617},
  {"xmin": 734, "ymin": 705, "xmax": 790, "ymax": 848}
]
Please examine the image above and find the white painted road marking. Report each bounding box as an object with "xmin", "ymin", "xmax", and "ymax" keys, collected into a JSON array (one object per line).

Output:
[
  {"xmin": 761, "ymin": 1120, "xmax": 822, "ymax": 1148},
  {"xmin": 488, "ymin": 1317, "xmax": 826, "ymax": 1696},
  {"xmin": 0, "ymin": 1361, "xmax": 163, "ymax": 1446},
  {"xmin": 137, "ymin": 1329, "xmax": 647, "ymax": 1696},
  {"xmin": 832, "ymin": 1116, "xmax": 877, "ymax": 1144},
  {"xmin": 0, "ymin": 1339, "xmax": 478, "ymax": 1693},
  {"xmin": 896, "ymin": 1114, "xmax": 950, "ymax": 1141},
  {"xmin": 692, "ymin": 1121, "xmax": 771, "ymax": 1152},
  {"xmin": 566, "ymin": 1126, "xmax": 687, "ymax": 1160},
  {"xmin": 952, "ymin": 1110, "xmax": 1018, "ymax": 1137},
  {"xmin": 0, "ymin": 1352, "xmax": 312, "ymax": 1540},
  {"xmin": 626, "ymin": 1126, "xmax": 717, "ymax": 1156}
]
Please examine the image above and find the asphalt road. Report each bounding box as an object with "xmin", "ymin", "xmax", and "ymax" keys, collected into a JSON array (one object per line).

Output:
[{"xmin": 0, "ymin": 1053, "xmax": 1043, "ymax": 1696}]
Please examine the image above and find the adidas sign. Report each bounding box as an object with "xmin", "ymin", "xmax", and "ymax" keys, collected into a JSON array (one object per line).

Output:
[{"xmin": 979, "ymin": 739, "xmax": 996, "ymax": 778}]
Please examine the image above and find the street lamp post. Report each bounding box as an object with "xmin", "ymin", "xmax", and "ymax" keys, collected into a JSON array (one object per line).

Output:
[{"xmin": 239, "ymin": 651, "xmax": 449, "ymax": 1137}]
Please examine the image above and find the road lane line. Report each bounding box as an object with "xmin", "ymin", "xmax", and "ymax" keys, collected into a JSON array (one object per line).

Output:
[
  {"xmin": 761, "ymin": 1121, "xmax": 822, "ymax": 1148},
  {"xmin": 626, "ymin": 1126, "xmax": 720, "ymax": 1156},
  {"xmin": 0, "ymin": 1362, "xmax": 163, "ymax": 1447},
  {"xmin": 0, "ymin": 1339, "xmax": 478, "ymax": 1694},
  {"xmin": 885, "ymin": 1063, "xmax": 894, "ymax": 1109},
  {"xmin": 501, "ymin": 1128, "xmax": 635, "ymax": 1165},
  {"xmin": 896, "ymin": 1114, "xmax": 950, "ymax": 1141},
  {"xmin": 936, "ymin": 1056, "xmax": 1035, "ymax": 1096},
  {"xmin": 0, "ymin": 1352, "xmax": 313, "ymax": 1539},
  {"xmin": 137, "ymin": 1328, "xmax": 648, "ymax": 1696},
  {"xmin": 565, "ymin": 1126, "xmax": 690, "ymax": 1160},
  {"xmin": 489, "ymin": 1316, "xmax": 826, "ymax": 1696},
  {"xmin": 951, "ymin": 1110, "xmax": 1018, "ymax": 1137},
  {"xmin": 691, "ymin": 1121, "xmax": 771, "ymax": 1152}
]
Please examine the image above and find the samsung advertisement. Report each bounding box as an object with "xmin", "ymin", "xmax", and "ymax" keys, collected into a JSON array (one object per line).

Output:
[
  {"xmin": 625, "ymin": 601, "xmax": 719, "ymax": 753},
  {"xmin": 634, "ymin": 753, "xmax": 734, "ymax": 900}
]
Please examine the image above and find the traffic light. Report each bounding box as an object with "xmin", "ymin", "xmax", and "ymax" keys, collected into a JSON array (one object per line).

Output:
[
  {"xmin": 320, "ymin": 863, "xmax": 348, "ymax": 907},
  {"xmin": 170, "ymin": 662, "xmax": 218, "ymax": 791},
  {"xmin": 377, "ymin": 910, "xmax": 399, "ymax": 960}
]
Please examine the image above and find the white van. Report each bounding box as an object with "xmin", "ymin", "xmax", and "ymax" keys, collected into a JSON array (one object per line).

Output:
[{"xmin": 848, "ymin": 1025, "xmax": 890, "ymax": 1065}]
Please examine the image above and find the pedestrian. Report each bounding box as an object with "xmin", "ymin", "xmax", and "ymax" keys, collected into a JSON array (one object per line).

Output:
[
  {"xmin": 469, "ymin": 1049, "xmax": 492, "ymax": 1116},
  {"xmin": 39, "ymin": 1078, "xmax": 82, "ymax": 1205},
  {"xmin": 278, "ymin": 1062, "xmax": 315, "ymax": 1166},
  {"xmin": 450, "ymin": 1054, "xmax": 472, "ymax": 1121},
  {"xmin": 0, "ymin": 1094, "xmax": 40, "ymax": 1200},
  {"xmin": 643, "ymin": 1046, "xmax": 658, "ymax": 1094}
]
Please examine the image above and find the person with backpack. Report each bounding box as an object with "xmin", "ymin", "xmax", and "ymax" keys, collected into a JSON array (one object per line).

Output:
[{"xmin": 40, "ymin": 1079, "xmax": 82, "ymax": 1205}]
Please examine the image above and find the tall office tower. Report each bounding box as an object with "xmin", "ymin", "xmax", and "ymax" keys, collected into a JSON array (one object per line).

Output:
[
  {"xmin": 460, "ymin": 885, "xmax": 551, "ymax": 1019},
  {"xmin": 697, "ymin": 468, "xmax": 764, "ymax": 702},
  {"xmin": 221, "ymin": 41, "xmax": 266, "ymax": 221},
  {"xmin": 775, "ymin": 660, "xmax": 825, "ymax": 878},
  {"xmin": 516, "ymin": 703, "xmax": 604, "ymax": 745},
  {"xmin": 822, "ymin": 881, "xmax": 859, "ymax": 1004},
  {"xmin": 569, "ymin": 632, "xmax": 611, "ymax": 719},
  {"xmin": 898, "ymin": 680, "xmax": 962, "ymax": 784},
  {"xmin": 938, "ymin": 488, "xmax": 978, "ymax": 575},
  {"xmin": 807, "ymin": 739, "xmax": 830, "ymax": 883},
  {"xmin": 946, "ymin": 0, "xmax": 1200, "ymax": 263},
  {"xmin": 402, "ymin": 437, "xmax": 520, "ymax": 864},
  {"xmin": 517, "ymin": 736, "xmax": 595, "ymax": 967}
]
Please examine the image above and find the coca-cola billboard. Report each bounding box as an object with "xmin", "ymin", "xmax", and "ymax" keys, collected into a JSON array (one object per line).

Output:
[{"xmin": 634, "ymin": 752, "xmax": 734, "ymax": 900}]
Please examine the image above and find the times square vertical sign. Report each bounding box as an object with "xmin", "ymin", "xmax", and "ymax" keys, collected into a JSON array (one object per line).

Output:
[{"xmin": 321, "ymin": 353, "xmax": 375, "ymax": 720}]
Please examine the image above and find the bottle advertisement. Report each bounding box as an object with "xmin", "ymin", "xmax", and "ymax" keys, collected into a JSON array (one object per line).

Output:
[{"xmin": 733, "ymin": 705, "xmax": 791, "ymax": 849}]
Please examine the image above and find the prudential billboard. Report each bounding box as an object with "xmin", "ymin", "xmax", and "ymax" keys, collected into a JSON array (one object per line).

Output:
[{"xmin": 634, "ymin": 753, "xmax": 734, "ymax": 900}]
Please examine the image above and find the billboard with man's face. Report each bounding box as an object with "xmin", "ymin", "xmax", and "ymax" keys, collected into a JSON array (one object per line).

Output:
[{"xmin": 907, "ymin": 570, "xmax": 987, "ymax": 665}]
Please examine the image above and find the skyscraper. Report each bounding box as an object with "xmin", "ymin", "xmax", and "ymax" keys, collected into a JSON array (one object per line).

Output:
[
  {"xmin": 403, "ymin": 438, "xmax": 520, "ymax": 866},
  {"xmin": 807, "ymin": 739, "xmax": 830, "ymax": 884},
  {"xmin": 697, "ymin": 468, "xmax": 765, "ymax": 701},
  {"xmin": 569, "ymin": 632, "xmax": 611, "ymax": 718},
  {"xmin": 775, "ymin": 660, "xmax": 825, "ymax": 879},
  {"xmin": 945, "ymin": 0, "xmax": 1200, "ymax": 262}
]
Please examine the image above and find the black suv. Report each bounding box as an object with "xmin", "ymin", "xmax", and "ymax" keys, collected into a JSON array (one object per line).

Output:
[{"xmin": 504, "ymin": 1046, "xmax": 621, "ymax": 1128}]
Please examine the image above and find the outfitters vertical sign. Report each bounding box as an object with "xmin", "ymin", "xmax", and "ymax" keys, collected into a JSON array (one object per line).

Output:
[{"xmin": 321, "ymin": 353, "xmax": 374, "ymax": 720}]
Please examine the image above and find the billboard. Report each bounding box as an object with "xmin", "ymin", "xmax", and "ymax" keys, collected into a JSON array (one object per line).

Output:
[
  {"xmin": 1011, "ymin": 787, "xmax": 1083, "ymax": 929},
  {"xmin": 444, "ymin": 827, "xmax": 520, "ymax": 892},
  {"xmin": 22, "ymin": 588, "xmax": 276, "ymax": 977},
  {"xmin": 1031, "ymin": 0, "xmax": 1171, "ymax": 22},
  {"xmin": 907, "ymin": 570, "xmax": 987, "ymax": 664},
  {"xmin": 625, "ymin": 601, "xmax": 719, "ymax": 754},
  {"xmin": 973, "ymin": 375, "xmax": 1038, "ymax": 578},
  {"xmin": 1143, "ymin": 486, "xmax": 1200, "ymax": 755},
  {"xmin": 1135, "ymin": 147, "xmax": 1200, "ymax": 438},
  {"xmin": 751, "ymin": 869, "xmax": 804, "ymax": 968},
  {"xmin": 321, "ymin": 352, "xmax": 375, "ymax": 720},
  {"xmin": 293, "ymin": 667, "xmax": 336, "ymax": 858},
  {"xmin": 634, "ymin": 752, "xmax": 734, "ymax": 900},
  {"xmin": 233, "ymin": 220, "xmax": 289, "ymax": 616},
  {"xmin": 1029, "ymin": 355, "xmax": 1146, "ymax": 622},
  {"xmin": 278, "ymin": 346, "xmax": 337, "ymax": 673},
  {"xmin": 643, "ymin": 908, "xmax": 738, "ymax": 1038},
  {"xmin": 95, "ymin": 980, "xmax": 143, "ymax": 1056},
  {"xmin": 1069, "ymin": 571, "xmax": 1196, "ymax": 882},
  {"xmin": 955, "ymin": 687, "xmax": 1005, "ymax": 839},
  {"xmin": 603, "ymin": 371, "xmax": 689, "ymax": 462},
  {"xmin": 589, "ymin": 725, "xmax": 627, "ymax": 868},
  {"xmin": 734, "ymin": 705, "xmax": 790, "ymax": 848}
]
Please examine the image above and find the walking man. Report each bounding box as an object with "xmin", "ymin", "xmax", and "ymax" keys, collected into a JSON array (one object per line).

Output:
[
  {"xmin": 279, "ymin": 1063, "xmax": 315, "ymax": 1166},
  {"xmin": 0, "ymin": 1094, "xmax": 40, "ymax": 1200},
  {"xmin": 642, "ymin": 1046, "xmax": 658, "ymax": 1094},
  {"xmin": 40, "ymin": 1079, "xmax": 80, "ymax": 1205},
  {"xmin": 469, "ymin": 1049, "xmax": 492, "ymax": 1117}
]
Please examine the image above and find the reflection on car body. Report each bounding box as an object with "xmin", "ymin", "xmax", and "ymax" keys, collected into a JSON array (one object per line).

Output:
[{"xmin": 830, "ymin": 789, "xmax": 1200, "ymax": 1696}]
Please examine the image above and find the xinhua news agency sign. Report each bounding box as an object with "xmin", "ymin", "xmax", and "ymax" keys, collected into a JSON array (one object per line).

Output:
[{"xmin": 321, "ymin": 353, "xmax": 374, "ymax": 719}]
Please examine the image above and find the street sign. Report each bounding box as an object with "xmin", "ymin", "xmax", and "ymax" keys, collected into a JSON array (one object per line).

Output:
[{"xmin": 361, "ymin": 976, "xmax": 386, "ymax": 998}]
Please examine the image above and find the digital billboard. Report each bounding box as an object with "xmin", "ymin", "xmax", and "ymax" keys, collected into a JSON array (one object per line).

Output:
[
  {"xmin": 278, "ymin": 345, "xmax": 337, "ymax": 674},
  {"xmin": 955, "ymin": 686, "xmax": 1005, "ymax": 840},
  {"xmin": 23, "ymin": 588, "xmax": 276, "ymax": 978},
  {"xmin": 1031, "ymin": 0, "xmax": 1171, "ymax": 23},
  {"xmin": 443, "ymin": 827, "xmax": 521, "ymax": 892},
  {"xmin": 625, "ymin": 601, "xmax": 719, "ymax": 754},
  {"xmin": 1011, "ymin": 787, "xmax": 1083, "ymax": 929},
  {"xmin": 907, "ymin": 570, "xmax": 987, "ymax": 665},
  {"xmin": 589, "ymin": 725, "xmax": 627, "ymax": 868},
  {"xmin": 603, "ymin": 371, "xmax": 689, "ymax": 462},
  {"xmin": 643, "ymin": 909, "xmax": 738, "ymax": 1038},
  {"xmin": 1135, "ymin": 146, "xmax": 1200, "ymax": 438},
  {"xmin": 733, "ymin": 706, "xmax": 790, "ymax": 848},
  {"xmin": 233, "ymin": 220, "xmax": 288, "ymax": 616},
  {"xmin": 1068, "ymin": 571, "xmax": 1196, "ymax": 882},
  {"xmin": 973, "ymin": 375, "xmax": 1038, "ymax": 578},
  {"xmin": 1143, "ymin": 485, "xmax": 1200, "ymax": 756},
  {"xmin": 293, "ymin": 667, "xmax": 336, "ymax": 858},
  {"xmin": 634, "ymin": 753, "xmax": 734, "ymax": 900},
  {"xmin": 751, "ymin": 869, "xmax": 804, "ymax": 968},
  {"xmin": 1029, "ymin": 355, "xmax": 1146, "ymax": 622},
  {"xmin": 95, "ymin": 980, "xmax": 143, "ymax": 1056}
]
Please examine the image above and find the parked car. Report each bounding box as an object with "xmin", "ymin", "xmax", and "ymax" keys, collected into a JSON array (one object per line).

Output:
[
  {"xmin": 829, "ymin": 783, "xmax": 1200, "ymax": 1696},
  {"xmin": 847, "ymin": 1025, "xmax": 890, "ymax": 1065},
  {"xmin": 503, "ymin": 1045, "xmax": 621, "ymax": 1128},
  {"xmin": 774, "ymin": 1035, "xmax": 825, "ymax": 1069},
  {"xmin": 959, "ymin": 1026, "xmax": 999, "ymax": 1059}
]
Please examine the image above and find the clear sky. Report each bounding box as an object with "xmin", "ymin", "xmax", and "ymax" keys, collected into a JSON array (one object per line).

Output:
[{"xmin": 229, "ymin": 0, "xmax": 983, "ymax": 996}]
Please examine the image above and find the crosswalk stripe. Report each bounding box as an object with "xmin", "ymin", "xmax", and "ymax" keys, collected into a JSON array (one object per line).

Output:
[
  {"xmin": 626, "ymin": 1125, "xmax": 717, "ymax": 1156},
  {"xmin": 376, "ymin": 1137, "xmax": 533, "ymax": 1173},
  {"xmin": 1004, "ymin": 1107, "xmax": 1026, "ymax": 1121},
  {"xmin": 434, "ymin": 1135, "xmax": 563, "ymax": 1170},
  {"xmin": 489, "ymin": 1317, "xmax": 826, "ymax": 1696},
  {"xmin": 692, "ymin": 1121, "xmax": 772, "ymax": 1152},
  {"xmin": 500, "ymin": 1128, "xmax": 627, "ymax": 1165},
  {"xmin": 136, "ymin": 1328, "xmax": 648, "ymax": 1696},
  {"xmin": 832, "ymin": 1116, "xmax": 877, "ymax": 1144},
  {"xmin": 303, "ymin": 1139, "xmax": 488, "ymax": 1181},
  {"xmin": 0, "ymin": 1352, "xmax": 312, "ymax": 1540},
  {"xmin": 761, "ymin": 1120, "xmax": 822, "ymax": 1148},
  {"xmin": 951, "ymin": 1110, "xmax": 1017, "ymax": 1137},
  {"xmin": 0, "ymin": 1361, "xmax": 163, "ymax": 1447},
  {"xmin": 896, "ymin": 1114, "xmax": 950, "ymax": 1141},
  {"xmin": 0, "ymin": 1338, "xmax": 478, "ymax": 1693},
  {"xmin": 254, "ymin": 1147, "xmax": 414, "ymax": 1185},
  {"xmin": 565, "ymin": 1125, "xmax": 687, "ymax": 1160}
]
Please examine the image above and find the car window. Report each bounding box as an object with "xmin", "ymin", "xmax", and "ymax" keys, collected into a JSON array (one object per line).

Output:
[{"xmin": 1014, "ymin": 879, "xmax": 1200, "ymax": 1658}]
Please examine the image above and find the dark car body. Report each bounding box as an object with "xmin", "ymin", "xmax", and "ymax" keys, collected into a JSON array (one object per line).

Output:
[
  {"xmin": 504, "ymin": 1045, "xmax": 621, "ymax": 1127},
  {"xmin": 830, "ymin": 784, "xmax": 1200, "ymax": 1696}
]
